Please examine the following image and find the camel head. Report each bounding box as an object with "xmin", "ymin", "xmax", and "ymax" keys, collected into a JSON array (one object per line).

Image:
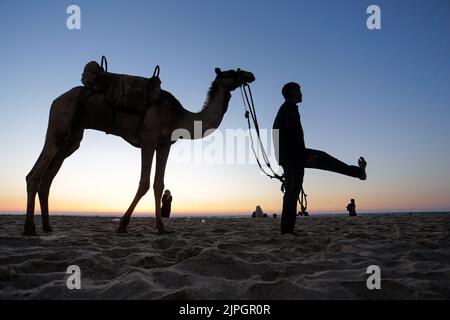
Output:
[{"xmin": 214, "ymin": 68, "xmax": 255, "ymax": 91}]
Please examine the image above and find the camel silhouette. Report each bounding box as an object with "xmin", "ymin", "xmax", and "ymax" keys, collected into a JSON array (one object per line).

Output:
[{"xmin": 24, "ymin": 66, "xmax": 255, "ymax": 236}]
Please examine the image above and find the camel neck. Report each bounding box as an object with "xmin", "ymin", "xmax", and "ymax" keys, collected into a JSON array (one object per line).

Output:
[{"xmin": 177, "ymin": 82, "xmax": 231, "ymax": 140}]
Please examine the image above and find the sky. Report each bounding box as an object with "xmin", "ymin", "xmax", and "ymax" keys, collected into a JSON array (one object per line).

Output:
[{"xmin": 0, "ymin": 0, "xmax": 449, "ymax": 216}]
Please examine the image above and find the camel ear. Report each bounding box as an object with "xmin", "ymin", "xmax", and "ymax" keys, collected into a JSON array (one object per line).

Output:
[{"xmin": 215, "ymin": 68, "xmax": 222, "ymax": 76}]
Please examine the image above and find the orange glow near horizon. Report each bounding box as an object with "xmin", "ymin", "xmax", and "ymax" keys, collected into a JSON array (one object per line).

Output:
[
  {"xmin": 1, "ymin": 130, "xmax": 449, "ymax": 216},
  {"xmin": 2, "ymin": 185, "xmax": 449, "ymax": 215}
]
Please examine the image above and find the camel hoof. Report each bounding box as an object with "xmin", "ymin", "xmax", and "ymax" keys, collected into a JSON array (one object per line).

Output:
[
  {"xmin": 22, "ymin": 228, "xmax": 38, "ymax": 237},
  {"xmin": 116, "ymin": 226, "xmax": 128, "ymax": 234},
  {"xmin": 43, "ymin": 225, "xmax": 53, "ymax": 233},
  {"xmin": 157, "ymin": 228, "xmax": 174, "ymax": 235}
]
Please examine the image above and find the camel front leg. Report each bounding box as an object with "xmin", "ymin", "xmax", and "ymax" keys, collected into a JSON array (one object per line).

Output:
[
  {"xmin": 153, "ymin": 142, "xmax": 172, "ymax": 234},
  {"xmin": 117, "ymin": 141, "xmax": 156, "ymax": 233}
]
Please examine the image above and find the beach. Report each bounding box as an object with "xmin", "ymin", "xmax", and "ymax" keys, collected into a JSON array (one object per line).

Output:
[{"xmin": 0, "ymin": 214, "xmax": 449, "ymax": 299}]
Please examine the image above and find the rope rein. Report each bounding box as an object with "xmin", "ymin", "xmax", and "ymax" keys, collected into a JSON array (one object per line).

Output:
[
  {"xmin": 240, "ymin": 84, "xmax": 284, "ymax": 182},
  {"xmin": 240, "ymin": 84, "xmax": 308, "ymax": 214}
]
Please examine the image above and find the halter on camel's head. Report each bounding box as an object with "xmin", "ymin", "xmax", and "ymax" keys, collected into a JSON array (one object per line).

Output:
[{"xmin": 214, "ymin": 67, "xmax": 255, "ymax": 91}]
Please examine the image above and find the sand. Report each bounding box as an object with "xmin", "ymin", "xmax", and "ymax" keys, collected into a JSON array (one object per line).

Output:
[{"xmin": 0, "ymin": 214, "xmax": 449, "ymax": 299}]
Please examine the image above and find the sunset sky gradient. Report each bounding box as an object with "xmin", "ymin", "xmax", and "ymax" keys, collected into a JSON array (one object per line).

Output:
[{"xmin": 1, "ymin": 0, "xmax": 449, "ymax": 215}]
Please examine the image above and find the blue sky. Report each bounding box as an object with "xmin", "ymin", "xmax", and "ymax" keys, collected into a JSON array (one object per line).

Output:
[{"xmin": 1, "ymin": 0, "xmax": 449, "ymax": 214}]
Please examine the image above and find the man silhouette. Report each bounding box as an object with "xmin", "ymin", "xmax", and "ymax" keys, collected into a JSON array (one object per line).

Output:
[
  {"xmin": 273, "ymin": 82, "xmax": 367, "ymax": 235},
  {"xmin": 347, "ymin": 199, "xmax": 357, "ymax": 216},
  {"xmin": 273, "ymin": 82, "xmax": 305, "ymax": 235}
]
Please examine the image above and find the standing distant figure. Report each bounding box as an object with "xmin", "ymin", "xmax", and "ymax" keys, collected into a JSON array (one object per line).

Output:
[
  {"xmin": 161, "ymin": 190, "xmax": 172, "ymax": 218},
  {"xmin": 252, "ymin": 205, "xmax": 264, "ymax": 218},
  {"xmin": 346, "ymin": 199, "xmax": 357, "ymax": 217}
]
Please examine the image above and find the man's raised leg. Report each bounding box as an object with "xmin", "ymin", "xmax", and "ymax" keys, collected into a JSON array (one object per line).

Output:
[{"xmin": 305, "ymin": 149, "xmax": 367, "ymax": 180}]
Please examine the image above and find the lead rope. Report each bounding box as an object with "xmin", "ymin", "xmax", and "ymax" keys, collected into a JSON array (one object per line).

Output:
[
  {"xmin": 240, "ymin": 85, "xmax": 283, "ymax": 182},
  {"xmin": 240, "ymin": 84, "xmax": 308, "ymax": 215}
]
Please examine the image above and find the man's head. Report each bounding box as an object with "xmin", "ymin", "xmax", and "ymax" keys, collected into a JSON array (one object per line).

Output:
[{"xmin": 282, "ymin": 82, "xmax": 302, "ymax": 103}]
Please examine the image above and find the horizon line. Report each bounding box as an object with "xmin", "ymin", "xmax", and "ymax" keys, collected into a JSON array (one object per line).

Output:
[{"xmin": 2, "ymin": 210, "xmax": 450, "ymax": 216}]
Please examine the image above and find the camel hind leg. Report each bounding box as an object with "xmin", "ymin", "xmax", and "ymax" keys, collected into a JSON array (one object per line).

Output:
[
  {"xmin": 24, "ymin": 87, "xmax": 86, "ymax": 236},
  {"xmin": 38, "ymin": 128, "xmax": 84, "ymax": 233}
]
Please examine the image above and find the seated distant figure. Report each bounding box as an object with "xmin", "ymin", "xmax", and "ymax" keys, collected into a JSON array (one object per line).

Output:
[
  {"xmin": 161, "ymin": 190, "xmax": 173, "ymax": 218},
  {"xmin": 252, "ymin": 205, "xmax": 264, "ymax": 218},
  {"xmin": 273, "ymin": 213, "xmax": 277, "ymax": 218},
  {"xmin": 346, "ymin": 199, "xmax": 357, "ymax": 217}
]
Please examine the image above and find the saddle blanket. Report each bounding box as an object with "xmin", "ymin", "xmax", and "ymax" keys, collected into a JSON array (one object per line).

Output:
[{"xmin": 81, "ymin": 61, "xmax": 161, "ymax": 114}]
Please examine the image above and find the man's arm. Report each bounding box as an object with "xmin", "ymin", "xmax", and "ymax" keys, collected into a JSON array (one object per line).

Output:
[{"xmin": 283, "ymin": 109, "xmax": 306, "ymax": 160}]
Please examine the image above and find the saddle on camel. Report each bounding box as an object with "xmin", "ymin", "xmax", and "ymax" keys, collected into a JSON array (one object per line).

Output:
[{"xmin": 81, "ymin": 56, "xmax": 161, "ymax": 132}]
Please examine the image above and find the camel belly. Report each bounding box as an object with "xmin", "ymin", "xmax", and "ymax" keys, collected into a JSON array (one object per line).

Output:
[{"xmin": 81, "ymin": 93, "xmax": 144, "ymax": 145}]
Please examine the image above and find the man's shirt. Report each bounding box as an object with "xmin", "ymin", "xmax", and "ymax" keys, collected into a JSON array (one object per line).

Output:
[{"xmin": 272, "ymin": 101, "xmax": 306, "ymax": 168}]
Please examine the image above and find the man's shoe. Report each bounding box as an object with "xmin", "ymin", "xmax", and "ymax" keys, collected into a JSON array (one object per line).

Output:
[
  {"xmin": 281, "ymin": 230, "xmax": 299, "ymax": 236},
  {"xmin": 358, "ymin": 156, "xmax": 367, "ymax": 180}
]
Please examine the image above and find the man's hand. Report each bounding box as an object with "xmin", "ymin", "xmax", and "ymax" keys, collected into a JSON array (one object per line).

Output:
[{"xmin": 305, "ymin": 153, "xmax": 318, "ymax": 167}]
